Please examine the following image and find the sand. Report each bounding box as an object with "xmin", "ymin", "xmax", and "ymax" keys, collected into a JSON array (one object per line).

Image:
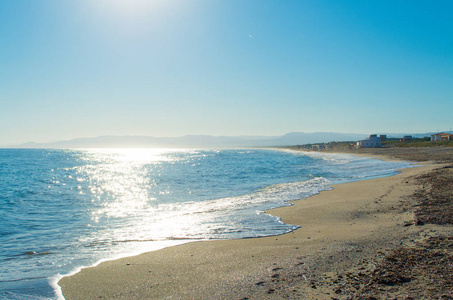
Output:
[{"xmin": 58, "ymin": 153, "xmax": 452, "ymax": 299}]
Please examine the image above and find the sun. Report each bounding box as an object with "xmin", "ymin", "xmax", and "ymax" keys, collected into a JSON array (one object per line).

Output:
[
  {"xmin": 82, "ymin": 0, "xmax": 180, "ymax": 35},
  {"xmin": 105, "ymin": 0, "xmax": 157, "ymax": 14},
  {"xmin": 86, "ymin": 0, "xmax": 173, "ymax": 23},
  {"xmin": 98, "ymin": 0, "xmax": 171, "ymax": 17}
]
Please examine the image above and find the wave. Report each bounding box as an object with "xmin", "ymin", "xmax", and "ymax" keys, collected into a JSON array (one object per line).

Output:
[{"xmin": 158, "ymin": 177, "xmax": 332, "ymax": 219}]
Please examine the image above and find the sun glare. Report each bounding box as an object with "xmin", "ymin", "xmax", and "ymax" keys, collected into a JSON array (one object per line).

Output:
[
  {"xmin": 107, "ymin": 0, "xmax": 155, "ymax": 14},
  {"xmin": 82, "ymin": 0, "xmax": 184, "ymax": 36},
  {"xmin": 95, "ymin": 0, "xmax": 170, "ymax": 19}
]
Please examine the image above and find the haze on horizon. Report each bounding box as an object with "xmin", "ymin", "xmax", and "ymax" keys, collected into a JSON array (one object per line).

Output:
[{"xmin": 1, "ymin": 0, "xmax": 452, "ymax": 146}]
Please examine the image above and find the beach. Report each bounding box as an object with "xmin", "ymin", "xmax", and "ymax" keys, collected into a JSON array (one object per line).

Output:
[{"xmin": 59, "ymin": 148, "xmax": 453, "ymax": 299}]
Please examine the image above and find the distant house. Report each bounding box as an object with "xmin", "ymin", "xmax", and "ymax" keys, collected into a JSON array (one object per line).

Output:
[
  {"xmin": 431, "ymin": 132, "xmax": 453, "ymax": 141},
  {"xmin": 357, "ymin": 134, "xmax": 381, "ymax": 148},
  {"xmin": 401, "ymin": 135, "xmax": 413, "ymax": 141},
  {"xmin": 310, "ymin": 144, "xmax": 331, "ymax": 151},
  {"xmin": 311, "ymin": 144, "xmax": 321, "ymax": 150}
]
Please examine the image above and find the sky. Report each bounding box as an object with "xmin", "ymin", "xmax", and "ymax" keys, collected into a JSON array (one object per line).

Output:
[{"xmin": 1, "ymin": 0, "xmax": 452, "ymax": 145}]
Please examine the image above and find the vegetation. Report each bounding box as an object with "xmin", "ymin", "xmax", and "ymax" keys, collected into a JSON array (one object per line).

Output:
[
  {"xmin": 288, "ymin": 137, "xmax": 453, "ymax": 150},
  {"xmin": 382, "ymin": 138, "xmax": 453, "ymax": 148}
]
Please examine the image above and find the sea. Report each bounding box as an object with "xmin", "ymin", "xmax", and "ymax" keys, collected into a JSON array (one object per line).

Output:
[{"xmin": 0, "ymin": 148, "xmax": 414, "ymax": 299}]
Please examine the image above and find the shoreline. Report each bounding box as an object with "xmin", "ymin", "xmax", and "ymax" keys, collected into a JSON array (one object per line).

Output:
[{"xmin": 58, "ymin": 151, "xmax": 450, "ymax": 299}]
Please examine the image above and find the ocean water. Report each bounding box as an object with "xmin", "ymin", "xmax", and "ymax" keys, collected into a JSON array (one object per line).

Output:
[{"xmin": 0, "ymin": 148, "xmax": 413, "ymax": 299}]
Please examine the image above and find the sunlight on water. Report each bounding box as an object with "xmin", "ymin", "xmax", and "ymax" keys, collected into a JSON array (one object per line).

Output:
[
  {"xmin": 94, "ymin": 148, "xmax": 180, "ymax": 163},
  {"xmin": 78, "ymin": 149, "xmax": 171, "ymax": 220},
  {"xmin": 78, "ymin": 149, "xmax": 186, "ymax": 234},
  {"xmin": 68, "ymin": 148, "xmax": 225, "ymax": 247}
]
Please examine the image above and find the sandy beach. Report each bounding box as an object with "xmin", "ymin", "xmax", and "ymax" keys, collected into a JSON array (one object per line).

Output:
[{"xmin": 59, "ymin": 148, "xmax": 453, "ymax": 299}]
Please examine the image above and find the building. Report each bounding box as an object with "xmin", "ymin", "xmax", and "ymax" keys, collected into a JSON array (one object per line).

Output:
[
  {"xmin": 430, "ymin": 132, "xmax": 453, "ymax": 141},
  {"xmin": 311, "ymin": 144, "xmax": 321, "ymax": 150},
  {"xmin": 357, "ymin": 134, "xmax": 381, "ymax": 148},
  {"xmin": 401, "ymin": 135, "xmax": 413, "ymax": 141}
]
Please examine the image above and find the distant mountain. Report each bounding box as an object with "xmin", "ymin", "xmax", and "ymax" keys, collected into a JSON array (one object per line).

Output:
[{"xmin": 7, "ymin": 132, "xmax": 370, "ymax": 148}]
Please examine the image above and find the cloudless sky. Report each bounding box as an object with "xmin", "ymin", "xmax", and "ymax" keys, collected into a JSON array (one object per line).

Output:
[{"xmin": 1, "ymin": 0, "xmax": 452, "ymax": 145}]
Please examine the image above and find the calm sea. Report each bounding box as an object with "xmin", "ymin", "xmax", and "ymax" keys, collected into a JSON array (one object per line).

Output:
[{"xmin": 0, "ymin": 148, "xmax": 413, "ymax": 299}]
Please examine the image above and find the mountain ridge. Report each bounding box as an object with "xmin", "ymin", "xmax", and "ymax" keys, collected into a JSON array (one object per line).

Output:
[
  {"xmin": 4, "ymin": 132, "xmax": 370, "ymax": 148},
  {"xmin": 5, "ymin": 131, "xmax": 445, "ymax": 149}
]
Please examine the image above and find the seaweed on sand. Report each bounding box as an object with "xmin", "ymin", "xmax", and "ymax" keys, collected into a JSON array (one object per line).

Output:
[
  {"xmin": 330, "ymin": 165, "xmax": 453, "ymax": 299},
  {"xmin": 414, "ymin": 165, "xmax": 453, "ymax": 225}
]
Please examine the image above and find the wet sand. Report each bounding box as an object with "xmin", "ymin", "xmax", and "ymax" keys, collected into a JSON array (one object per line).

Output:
[{"xmin": 59, "ymin": 149, "xmax": 453, "ymax": 299}]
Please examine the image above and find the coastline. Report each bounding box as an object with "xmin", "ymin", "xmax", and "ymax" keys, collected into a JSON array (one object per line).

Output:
[{"xmin": 58, "ymin": 150, "xmax": 452, "ymax": 299}]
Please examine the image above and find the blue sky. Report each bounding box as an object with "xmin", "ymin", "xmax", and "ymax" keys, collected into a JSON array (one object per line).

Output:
[{"xmin": 1, "ymin": 0, "xmax": 452, "ymax": 145}]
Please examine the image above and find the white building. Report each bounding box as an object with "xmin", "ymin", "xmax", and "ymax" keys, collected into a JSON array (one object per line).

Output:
[
  {"xmin": 357, "ymin": 134, "xmax": 381, "ymax": 148},
  {"xmin": 431, "ymin": 132, "xmax": 453, "ymax": 141}
]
